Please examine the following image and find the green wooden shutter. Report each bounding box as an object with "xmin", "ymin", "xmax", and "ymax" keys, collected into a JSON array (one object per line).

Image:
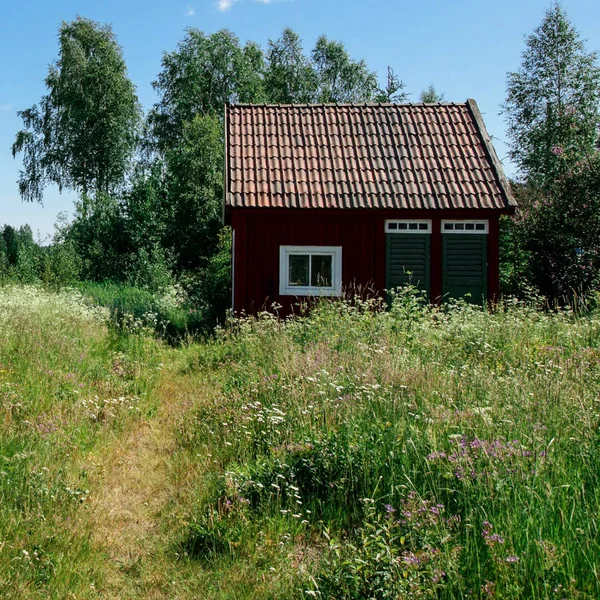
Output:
[
  {"xmin": 386, "ymin": 234, "xmax": 431, "ymax": 296},
  {"xmin": 442, "ymin": 234, "xmax": 487, "ymax": 303}
]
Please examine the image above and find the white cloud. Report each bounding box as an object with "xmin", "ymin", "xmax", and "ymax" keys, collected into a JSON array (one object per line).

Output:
[
  {"xmin": 217, "ymin": 0, "xmax": 236, "ymax": 10},
  {"xmin": 186, "ymin": 4, "xmax": 195, "ymax": 16},
  {"xmin": 216, "ymin": 0, "xmax": 284, "ymax": 11},
  {"xmin": 0, "ymin": 104, "xmax": 13, "ymax": 111}
]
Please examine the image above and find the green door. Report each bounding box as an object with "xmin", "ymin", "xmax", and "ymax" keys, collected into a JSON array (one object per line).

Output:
[
  {"xmin": 442, "ymin": 234, "xmax": 487, "ymax": 303},
  {"xmin": 386, "ymin": 234, "xmax": 431, "ymax": 296}
]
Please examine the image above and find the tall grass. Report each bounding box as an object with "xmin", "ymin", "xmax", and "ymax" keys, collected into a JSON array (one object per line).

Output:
[
  {"xmin": 0, "ymin": 285, "xmax": 163, "ymax": 598},
  {"xmin": 178, "ymin": 292, "xmax": 600, "ymax": 599},
  {"xmin": 2, "ymin": 284, "xmax": 599, "ymax": 598}
]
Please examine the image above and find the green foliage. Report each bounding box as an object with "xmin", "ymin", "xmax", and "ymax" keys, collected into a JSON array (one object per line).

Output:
[
  {"xmin": 164, "ymin": 114, "xmax": 224, "ymax": 272},
  {"xmin": 125, "ymin": 244, "xmax": 175, "ymax": 292},
  {"xmin": 39, "ymin": 241, "xmax": 83, "ymax": 286},
  {"xmin": 265, "ymin": 30, "xmax": 403, "ymax": 105},
  {"xmin": 504, "ymin": 3, "xmax": 600, "ymax": 187},
  {"xmin": 184, "ymin": 507, "xmax": 247, "ymax": 561},
  {"xmin": 12, "ymin": 16, "xmax": 141, "ymax": 202},
  {"xmin": 375, "ymin": 67, "xmax": 408, "ymax": 103},
  {"xmin": 184, "ymin": 227, "xmax": 232, "ymax": 328},
  {"xmin": 500, "ymin": 4, "xmax": 600, "ymax": 300},
  {"xmin": 520, "ymin": 155, "xmax": 600, "ymax": 299},
  {"xmin": 499, "ymin": 214, "xmax": 533, "ymax": 298},
  {"xmin": 57, "ymin": 99, "xmax": 223, "ymax": 284},
  {"xmin": 265, "ymin": 29, "xmax": 318, "ymax": 103},
  {"xmin": 0, "ymin": 237, "xmax": 8, "ymax": 277},
  {"xmin": 0, "ymin": 225, "xmax": 80, "ymax": 286},
  {"xmin": 1, "ymin": 225, "xmax": 34, "ymax": 267},
  {"xmin": 77, "ymin": 281, "xmax": 203, "ymax": 341},
  {"xmin": 122, "ymin": 164, "xmax": 171, "ymax": 253},
  {"xmin": 313, "ymin": 498, "xmax": 459, "ymax": 599},
  {"xmin": 312, "ymin": 36, "xmax": 379, "ymax": 103},
  {"xmin": 149, "ymin": 28, "xmax": 266, "ymax": 152},
  {"xmin": 419, "ymin": 84, "xmax": 445, "ymax": 103},
  {"xmin": 3, "ymin": 226, "xmax": 19, "ymax": 265},
  {"xmin": 14, "ymin": 244, "xmax": 40, "ymax": 284},
  {"xmin": 65, "ymin": 193, "xmax": 128, "ymax": 282}
]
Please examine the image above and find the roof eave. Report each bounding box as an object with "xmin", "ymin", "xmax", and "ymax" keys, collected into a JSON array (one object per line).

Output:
[{"xmin": 466, "ymin": 99, "xmax": 518, "ymax": 210}]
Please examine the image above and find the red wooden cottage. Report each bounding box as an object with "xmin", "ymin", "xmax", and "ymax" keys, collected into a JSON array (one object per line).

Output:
[{"xmin": 224, "ymin": 101, "xmax": 516, "ymax": 314}]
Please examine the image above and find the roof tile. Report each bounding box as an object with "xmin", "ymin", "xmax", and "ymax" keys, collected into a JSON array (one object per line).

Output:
[{"xmin": 225, "ymin": 102, "xmax": 516, "ymax": 211}]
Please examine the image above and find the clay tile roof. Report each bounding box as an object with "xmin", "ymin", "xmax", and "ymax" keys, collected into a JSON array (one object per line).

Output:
[{"xmin": 225, "ymin": 100, "xmax": 516, "ymax": 211}]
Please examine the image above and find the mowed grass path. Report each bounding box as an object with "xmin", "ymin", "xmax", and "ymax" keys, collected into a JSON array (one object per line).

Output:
[
  {"xmin": 0, "ymin": 286, "xmax": 290, "ymax": 599},
  {"xmin": 0, "ymin": 286, "xmax": 169, "ymax": 598},
  {"xmin": 1, "ymin": 287, "xmax": 600, "ymax": 599}
]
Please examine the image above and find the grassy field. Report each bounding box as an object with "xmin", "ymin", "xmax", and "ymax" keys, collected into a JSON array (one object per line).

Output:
[{"xmin": 1, "ymin": 286, "xmax": 599, "ymax": 599}]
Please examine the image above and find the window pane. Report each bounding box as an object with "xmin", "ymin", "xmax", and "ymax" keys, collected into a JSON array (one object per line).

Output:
[
  {"xmin": 311, "ymin": 255, "xmax": 333, "ymax": 287},
  {"xmin": 409, "ymin": 223, "xmax": 418, "ymax": 230},
  {"xmin": 388, "ymin": 222, "xmax": 398, "ymax": 230},
  {"xmin": 476, "ymin": 223, "xmax": 485, "ymax": 231},
  {"xmin": 465, "ymin": 223, "xmax": 475, "ymax": 230},
  {"xmin": 419, "ymin": 223, "xmax": 428, "ymax": 230},
  {"xmin": 289, "ymin": 255, "xmax": 309, "ymax": 286},
  {"xmin": 444, "ymin": 223, "xmax": 453, "ymax": 230}
]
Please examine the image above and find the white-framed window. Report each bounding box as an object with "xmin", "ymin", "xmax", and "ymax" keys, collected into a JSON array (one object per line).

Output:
[
  {"xmin": 385, "ymin": 220, "xmax": 432, "ymax": 233},
  {"xmin": 279, "ymin": 246, "xmax": 342, "ymax": 296},
  {"xmin": 442, "ymin": 220, "xmax": 489, "ymax": 234}
]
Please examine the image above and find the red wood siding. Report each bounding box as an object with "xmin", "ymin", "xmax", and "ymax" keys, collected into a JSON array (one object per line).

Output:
[{"xmin": 230, "ymin": 209, "xmax": 503, "ymax": 314}]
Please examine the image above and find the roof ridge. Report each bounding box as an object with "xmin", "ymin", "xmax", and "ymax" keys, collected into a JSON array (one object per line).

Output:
[{"xmin": 226, "ymin": 101, "xmax": 467, "ymax": 108}]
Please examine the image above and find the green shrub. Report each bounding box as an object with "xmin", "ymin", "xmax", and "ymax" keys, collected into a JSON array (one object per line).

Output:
[
  {"xmin": 77, "ymin": 281, "xmax": 205, "ymax": 341},
  {"xmin": 311, "ymin": 496, "xmax": 461, "ymax": 599}
]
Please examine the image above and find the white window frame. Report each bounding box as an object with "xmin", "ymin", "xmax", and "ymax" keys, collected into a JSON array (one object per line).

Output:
[
  {"xmin": 441, "ymin": 220, "xmax": 489, "ymax": 234},
  {"xmin": 385, "ymin": 219, "xmax": 432, "ymax": 234},
  {"xmin": 279, "ymin": 245, "xmax": 342, "ymax": 296}
]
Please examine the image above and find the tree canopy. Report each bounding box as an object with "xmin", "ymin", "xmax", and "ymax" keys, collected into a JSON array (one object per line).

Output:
[
  {"xmin": 265, "ymin": 28, "xmax": 317, "ymax": 104},
  {"xmin": 500, "ymin": 3, "xmax": 600, "ymax": 300},
  {"xmin": 12, "ymin": 17, "xmax": 141, "ymax": 202},
  {"xmin": 419, "ymin": 85, "xmax": 445, "ymax": 103},
  {"xmin": 504, "ymin": 2, "xmax": 600, "ymax": 187},
  {"xmin": 312, "ymin": 36, "xmax": 379, "ymax": 103},
  {"xmin": 149, "ymin": 29, "xmax": 265, "ymax": 152}
]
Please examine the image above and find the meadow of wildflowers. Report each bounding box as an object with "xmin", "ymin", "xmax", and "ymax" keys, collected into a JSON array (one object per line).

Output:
[
  {"xmin": 178, "ymin": 292, "xmax": 600, "ymax": 598},
  {"xmin": 1, "ymin": 285, "xmax": 599, "ymax": 599}
]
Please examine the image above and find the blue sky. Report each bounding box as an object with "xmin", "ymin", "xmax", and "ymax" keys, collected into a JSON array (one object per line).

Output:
[{"xmin": 1, "ymin": 0, "xmax": 599, "ymax": 239}]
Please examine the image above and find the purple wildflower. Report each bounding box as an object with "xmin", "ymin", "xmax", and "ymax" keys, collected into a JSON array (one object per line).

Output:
[
  {"xmin": 432, "ymin": 569, "xmax": 446, "ymax": 584},
  {"xmin": 481, "ymin": 580, "xmax": 496, "ymax": 597},
  {"xmin": 401, "ymin": 552, "xmax": 423, "ymax": 566}
]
